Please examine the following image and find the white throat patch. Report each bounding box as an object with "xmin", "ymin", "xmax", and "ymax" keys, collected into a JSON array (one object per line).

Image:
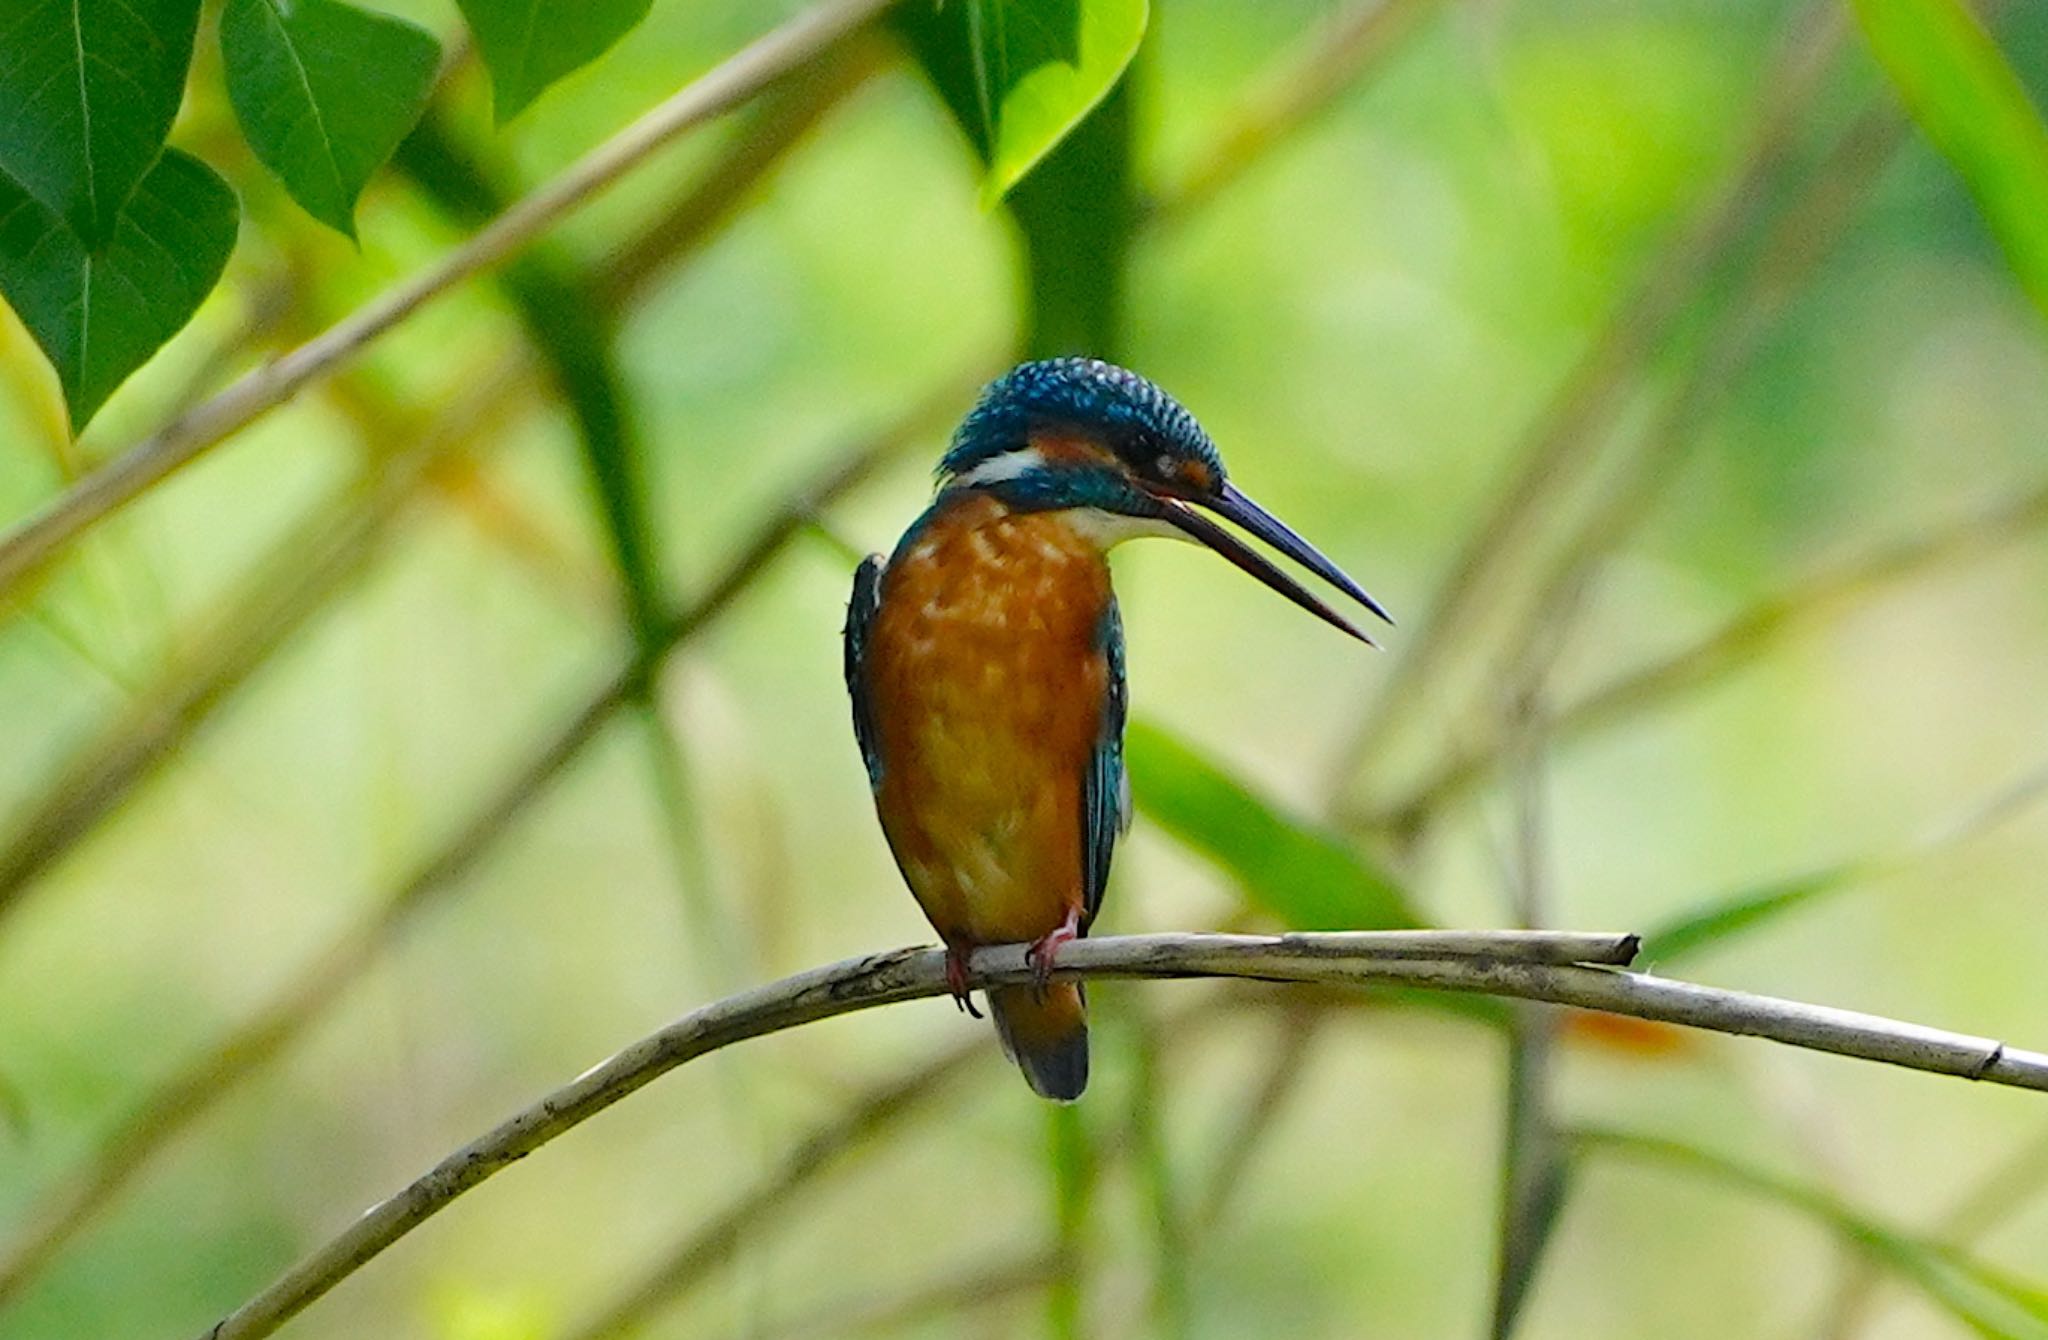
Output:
[{"xmin": 1063, "ymin": 507, "xmax": 1188, "ymax": 549}]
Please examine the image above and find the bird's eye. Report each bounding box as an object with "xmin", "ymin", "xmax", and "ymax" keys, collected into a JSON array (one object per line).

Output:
[{"xmin": 1154, "ymin": 454, "xmax": 1176, "ymax": 477}]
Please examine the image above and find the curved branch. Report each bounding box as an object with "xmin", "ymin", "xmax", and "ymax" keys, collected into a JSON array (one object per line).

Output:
[
  {"xmin": 194, "ymin": 928, "xmax": 2048, "ymax": 1340},
  {"xmin": 0, "ymin": 0, "xmax": 895, "ymax": 601}
]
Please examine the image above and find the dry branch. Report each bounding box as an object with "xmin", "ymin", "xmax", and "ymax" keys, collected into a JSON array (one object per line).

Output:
[{"xmin": 193, "ymin": 929, "xmax": 2048, "ymax": 1340}]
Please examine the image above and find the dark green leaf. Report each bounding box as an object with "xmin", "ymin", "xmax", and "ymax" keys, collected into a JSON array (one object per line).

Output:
[
  {"xmin": 1008, "ymin": 72, "xmax": 1131, "ymax": 358},
  {"xmin": 0, "ymin": 0, "xmax": 202, "ymax": 245},
  {"xmin": 0, "ymin": 150, "xmax": 237, "ymax": 429},
  {"xmin": 896, "ymin": 0, "xmax": 1148, "ymax": 206},
  {"xmin": 1127, "ymin": 717, "xmax": 1418, "ymax": 931},
  {"xmin": 455, "ymin": 0, "xmax": 652, "ymax": 124},
  {"xmin": 1493, "ymin": 1018, "xmax": 1567, "ymax": 1339},
  {"xmin": 220, "ymin": 0, "xmax": 440, "ymax": 238},
  {"xmin": 1850, "ymin": 0, "xmax": 2048, "ymax": 320}
]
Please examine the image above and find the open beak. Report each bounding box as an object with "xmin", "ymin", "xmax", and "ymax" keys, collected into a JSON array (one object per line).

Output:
[{"xmin": 1153, "ymin": 481, "xmax": 1394, "ymax": 647}]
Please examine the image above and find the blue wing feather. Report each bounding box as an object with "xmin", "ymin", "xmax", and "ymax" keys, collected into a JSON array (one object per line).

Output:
[
  {"xmin": 845, "ymin": 554, "xmax": 886, "ymax": 790},
  {"xmin": 1082, "ymin": 598, "xmax": 1128, "ymax": 929}
]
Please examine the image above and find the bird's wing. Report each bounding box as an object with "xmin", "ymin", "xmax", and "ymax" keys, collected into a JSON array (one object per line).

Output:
[
  {"xmin": 844, "ymin": 554, "xmax": 886, "ymax": 790},
  {"xmin": 1081, "ymin": 597, "xmax": 1130, "ymax": 930}
]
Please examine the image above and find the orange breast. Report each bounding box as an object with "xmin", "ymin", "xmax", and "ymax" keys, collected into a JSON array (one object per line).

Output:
[{"xmin": 866, "ymin": 492, "xmax": 1112, "ymax": 947}]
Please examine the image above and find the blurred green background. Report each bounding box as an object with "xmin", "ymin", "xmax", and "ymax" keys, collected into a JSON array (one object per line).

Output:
[{"xmin": 4, "ymin": 1, "xmax": 2048, "ymax": 1337}]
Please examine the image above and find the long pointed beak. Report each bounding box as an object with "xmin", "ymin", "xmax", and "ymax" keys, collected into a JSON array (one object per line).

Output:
[{"xmin": 1153, "ymin": 482, "xmax": 1393, "ymax": 646}]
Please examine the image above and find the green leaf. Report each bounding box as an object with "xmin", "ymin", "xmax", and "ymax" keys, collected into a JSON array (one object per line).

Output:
[
  {"xmin": 1126, "ymin": 718, "xmax": 1418, "ymax": 931},
  {"xmin": 220, "ymin": 0, "xmax": 440, "ymax": 239},
  {"xmin": 1850, "ymin": 0, "xmax": 2048, "ymax": 320},
  {"xmin": 1637, "ymin": 864, "xmax": 1860, "ymax": 965},
  {"xmin": 0, "ymin": 149, "xmax": 237, "ymax": 430},
  {"xmin": 1578, "ymin": 1129, "xmax": 2048, "ymax": 1340},
  {"xmin": 896, "ymin": 0, "xmax": 1149, "ymax": 207},
  {"xmin": 0, "ymin": 0, "xmax": 202, "ymax": 246},
  {"xmin": 455, "ymin": 0, "xmax": 652, "ymax": 124}
]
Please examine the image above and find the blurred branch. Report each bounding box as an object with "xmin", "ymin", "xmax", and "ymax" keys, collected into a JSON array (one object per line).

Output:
[
  {"xmin": 561, "ymin": 1035, "xmax": 988, "ymax": 1340},
  {"xmin": 0, "ymin": 6, "xmax": 890, "ymax": 933},
  {"xmin": 1471, "ymin": 105, "xmax": 1912, "ymax": 753},
  {"xmin": 0, "ymin": 382, "xmax": 522, "ymax": 925},
  {"xmin": 568, "ymin": 995, "xmax": 1218, "ymax": 1340},
  {"xmin": 595, "ymin": 33, "xmax": 888, "ymax": 307},
  {"xmin": 0, "ymin": 0, "xmax": 896, "ymax": 604},
  {"xmin": 1491, "ymin": 684, "xmax": 1569, "ymax": 1340},
  {"xmin": 1150, "ymin": 0, "xmax": 1442, "ymax": 222},
  {"xmin": 1125, "ymin": 1006, "xmax": 1189, "ymax": 1340},
  {"xmin": 748, "ymin": 1248, "xmax": 1060, "ymax": 1340},
  {"xmin": 1379, "ymin": 477, "xmax": 2048, "ymax": 834},
  {"xmin": 395, "ymin": 112, "xmax": 669, "ymax": 651},
  {"xmin": 1190, "ymin": 1006, "xmax": 1321, "ymax": 1233},
  {"xmin": 192, "ymin": 926, "xmax": 2048, "ymax": 1340},
  {"xmin": 1329, "ymin": 3, "xmax": 1849, "ymax": 821},
  {"xmin": 0, "ymin": 388, "xmax": 951, "ymax": 1310}
]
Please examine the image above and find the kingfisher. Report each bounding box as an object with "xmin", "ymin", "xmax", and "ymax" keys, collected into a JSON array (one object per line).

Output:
[{"xmin": 844, "ymin": 358, "xmax": 1391, "ymax": 1100}]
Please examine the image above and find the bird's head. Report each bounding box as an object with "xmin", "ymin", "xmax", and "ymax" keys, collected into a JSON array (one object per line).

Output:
[{"xmin": 938, "ymin": 357, "xmax": 1393, "ymax": 643}]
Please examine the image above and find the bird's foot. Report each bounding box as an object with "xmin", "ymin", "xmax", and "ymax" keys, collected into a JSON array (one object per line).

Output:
[
  {"xmin": 1025, "ymin": 908, "xmax": 1082, "ymax": 1000},
  {"xmin": 944, "ymin": 944, "xmax": 983, "ymax": 1019}
]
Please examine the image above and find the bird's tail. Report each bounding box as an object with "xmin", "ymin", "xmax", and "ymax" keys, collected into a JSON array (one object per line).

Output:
[{"xmin": 987, "ymin": 982, "xmax": 1089, "ymax": 1101}]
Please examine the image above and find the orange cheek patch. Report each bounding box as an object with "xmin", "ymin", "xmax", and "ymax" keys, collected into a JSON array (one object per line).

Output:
[
  {"xmin": 1180, "ymin": 460, "xmax": 1214, "ymax": 492},
  {"xmin": 1029, "ymin": 431, "xmax": 1118, "ymax": 469}
]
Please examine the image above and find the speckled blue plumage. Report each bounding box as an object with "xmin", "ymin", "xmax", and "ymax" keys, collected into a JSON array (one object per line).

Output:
[{"xmin": 938, "ymin": 357, "xmax": 1224, "ymax": 484}]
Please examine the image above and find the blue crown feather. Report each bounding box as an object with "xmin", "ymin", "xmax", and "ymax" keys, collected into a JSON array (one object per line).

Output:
[{"xmin": 939, "ymin": 358, "xmax": 1224, "ymax": 483}]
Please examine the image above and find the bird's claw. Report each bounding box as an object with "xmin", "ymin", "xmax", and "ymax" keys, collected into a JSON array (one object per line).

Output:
[
  {"xmin": 1024, "ymin": 909, "xmax": 1081, "ymax": 1001},
  {"xmin": 944, "ymin": 945, "xmax": 983, "ymax": 1018}
]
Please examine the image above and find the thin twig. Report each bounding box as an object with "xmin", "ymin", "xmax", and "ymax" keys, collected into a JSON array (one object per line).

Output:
[
  {"xmin": 192, "ymin": 927, "xmax": 2048, "ymax": 1340},
  {"xmin": 0, "ymin": 0, "xmax": 897, "ymax": 602}
]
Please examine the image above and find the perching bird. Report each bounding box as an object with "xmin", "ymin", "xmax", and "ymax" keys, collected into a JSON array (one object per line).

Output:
[{"xmin": 844, "ymin": 358, "xmax": 1390, "ymax": 1100}]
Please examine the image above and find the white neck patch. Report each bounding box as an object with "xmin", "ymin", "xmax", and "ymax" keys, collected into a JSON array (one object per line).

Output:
[{"xmin": 952, "ymin": 446, "xmax": 1046, "ymax": 488}]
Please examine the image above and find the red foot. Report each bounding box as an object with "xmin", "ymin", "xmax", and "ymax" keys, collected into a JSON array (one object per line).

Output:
[
  {"xmin": 1025, "ymin": 907, "xmax": 1082, "ymax": 999},
  {"xmin": 944, "ymin": 944, "xmax": 984, "ymax": 1018}
]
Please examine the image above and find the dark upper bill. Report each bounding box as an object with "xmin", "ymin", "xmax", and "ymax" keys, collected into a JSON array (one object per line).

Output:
[
  {"xmin": 1211, "ymin": 483, "xmax": 1394, "ymax": 628},
  {"xmin": 1152, "ymin": 488, "xmax": 1390, "ymax": 646}
]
